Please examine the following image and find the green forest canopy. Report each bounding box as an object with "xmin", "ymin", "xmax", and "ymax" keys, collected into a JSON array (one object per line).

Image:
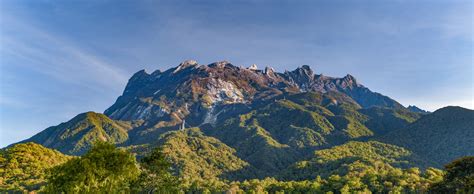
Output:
[{"xmin": 1, "ymin": 142, "xmax": 472, "ymax": 193}]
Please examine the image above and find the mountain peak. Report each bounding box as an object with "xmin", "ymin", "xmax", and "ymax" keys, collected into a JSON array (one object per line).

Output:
[
  {"xmin": 174, "ymin": 60, "xmax": 199, "ymax": 73},
  {"xmin": 181, "ymin": 59, "xmax": 198, "ymax": 66},
  {"xmin": 208, "ymin": 60, "xmax": 232, "ymax": 68},
  {"xmin": 298, "ymin": 65, "xmax": 314, "ymax": 76},
  {"xmin": 264, "ymin": 66, "xmax": 275, "ymax": 75},
  {"xmin": 343, "ymin": 74, "xmax": 356, "ymax": 81},
  {"xmin": 131, "ymin": 69, "xmax": 149, "ymax": 78},
  {"xmin": 434, "ymin": 106, "xmax": 472, "ymax": 114},
  {"xmin": 79, "ymin": 111, "xmax": 111, "ymax": 121},
  {"xmin": 341, "ymin": 74, "xmax": 359, "ymax": 87},
  {"xmin": 407, "ymin": 105, "xmax": 430, "ymax": 114},
  {"xmin": 284, "ymin": 65, "xmax": 315, "ymax": 89},
  {"xmin": 301, "ymin": 64, "xmax": 311, "ymax": 71},
  {"xmin": 248, "ymin": 64, "xmax": 258, "ymax": 70},
  {"xmin": 22, "ymin": 111, "xmax": 130, "ymax": 155}
]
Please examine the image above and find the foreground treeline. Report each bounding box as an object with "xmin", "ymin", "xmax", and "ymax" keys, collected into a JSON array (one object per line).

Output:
[{"xmin": 1, "ymin": 142, "xmax": 472, "ymax": 193}]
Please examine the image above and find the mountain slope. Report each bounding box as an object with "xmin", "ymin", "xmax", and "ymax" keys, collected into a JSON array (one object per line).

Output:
[
  {"xmin": 280, "ymin": 141, "xmax": 430, "ymax": 180},
  {"xmin": 0, "ymin": 143, "xmax": 71, "ymax": 191},
  {"xmin": 22, "ymin": 112, "xmax": 132, "ymax": 155},
  {"xmin": 359, "ymin": 107, "xmax": 420, "ymax": 135},
  {"xmin": 380, "ymin": 106, "xmax": 474, "ymax": 166},
  {"xmin": 200, "ymin": 93, "xmax": 418, "ymax": 178},
  {"xmin": 158, "ymin": 128, "xmax": 252, "ymax": 183}
]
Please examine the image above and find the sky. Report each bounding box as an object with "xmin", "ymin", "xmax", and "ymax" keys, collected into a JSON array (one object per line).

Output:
[{"xmin": 0, "ymin": 0, "xmax": 472, "ymax": 147}]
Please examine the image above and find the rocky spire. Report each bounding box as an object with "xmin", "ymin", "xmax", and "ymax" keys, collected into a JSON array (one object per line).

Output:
[
  {"xmin": 299, "ymin": 65, "xmax": 314, "ymax": 77},
  {"xmin": 181, "ymin": 59, "xmax": 198, "ymax": 66},
  {"xmin": 285, "ymin": 65, "xmax": 315, "ymax": 85},
  {"xmin": 342, "ymin": 74, "xmax": 358, "ymax": 87},
  {"xmin": 123, "ymin": 69, "xmax": 151, "ymax": 95},
  {"xmin": 174, "ymin": 60, "xmax": 199, "ymax": 73},
  {"xmin": 208, "ymin": 61, "xmax": 232, "ymax": 69},
  {"xmin": 264, "ymin": 66, "xmax": 275, "ymax": 75},
  {"xmin": 248, "ymin": 64, "xmax": 258, "ymax": 70}
]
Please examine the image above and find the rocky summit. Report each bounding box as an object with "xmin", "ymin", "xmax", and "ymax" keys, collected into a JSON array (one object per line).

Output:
[{"xmin": 105, "ymin": 60, "xmax": 401, "ymax": 121}]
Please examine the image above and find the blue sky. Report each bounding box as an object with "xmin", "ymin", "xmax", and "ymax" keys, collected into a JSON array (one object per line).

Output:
[{"xmin": 0, "ymin": 0, "xmax": 472, "ymax": 147}]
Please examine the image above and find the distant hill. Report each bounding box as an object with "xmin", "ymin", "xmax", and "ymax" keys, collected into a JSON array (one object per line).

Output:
[
  {"xmin": 380, "ymin": 106, "xmax": 474, "ymax": 166},
  {"xmin": 21, "ymin": 112, "xmax": 132, "ymax": 155}
]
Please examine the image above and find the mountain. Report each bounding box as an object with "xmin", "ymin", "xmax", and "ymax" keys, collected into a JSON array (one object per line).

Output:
[
  {"xmin": 380, "ymin": 106, "xmax": 474, "ymax": 167},
  {"xmin": 10, "ymin": 60, "xmax": 471, "ymax": 184}
]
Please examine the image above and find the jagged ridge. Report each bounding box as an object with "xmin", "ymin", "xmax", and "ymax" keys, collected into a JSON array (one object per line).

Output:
[{"xmin": 105, "ymin": 60, "xmax": 402, "ymax": 127}]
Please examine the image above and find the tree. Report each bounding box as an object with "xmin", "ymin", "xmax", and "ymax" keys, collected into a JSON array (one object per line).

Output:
[
  {"xmin": 44, "ymin": 141, "xmax": 140, "ymax": 193},
  {"xmin": 0, "ymin": 142, "xmax": 70, "ymax": 192},
  {"xmin": 134, "ymin": 147, "xmax": 180, "ymax": 193},
  {"xmin": 429, "ymin": 156, "xmax": 474, "ymax": 193}
]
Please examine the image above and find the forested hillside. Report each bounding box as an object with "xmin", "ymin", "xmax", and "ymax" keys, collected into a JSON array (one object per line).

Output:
[
  {"xmin": 21, "ymin": 112, "xmax": 132, "ymax": 155},
  {"xmin": 280, "ymin": 141, "xmax": 433, "ymax": 180},
  {"xmin": 380, "ymin": 106, "xmax": 474, "ymax": 166},
  {"xmin": 3, "ymin": 142, "xmax": 472, "ymax": 193},
  {"xmin": 0, "ymin": 143, "xmax": 71, "ymax": 191}
]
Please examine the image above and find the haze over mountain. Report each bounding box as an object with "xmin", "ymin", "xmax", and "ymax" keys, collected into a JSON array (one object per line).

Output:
[{"xmin": 15, "ymin": 61, "xmax": 473, "ymax": 184}]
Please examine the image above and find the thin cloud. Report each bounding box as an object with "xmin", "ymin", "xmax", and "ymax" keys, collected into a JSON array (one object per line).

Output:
[{"xmin": 0, "ymin": 14, "xmax": 129, "ymax": 93}]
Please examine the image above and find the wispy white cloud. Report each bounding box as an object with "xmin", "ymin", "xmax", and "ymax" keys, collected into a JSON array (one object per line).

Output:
[{"xmin": 0, "ymin": 13, "xmax": 129, "ymax": 93}]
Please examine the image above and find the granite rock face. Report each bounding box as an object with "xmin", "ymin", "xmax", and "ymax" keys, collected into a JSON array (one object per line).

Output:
[{"xmin": 105, "ymin": 60, "xmax": 403, "ymax": 123}]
